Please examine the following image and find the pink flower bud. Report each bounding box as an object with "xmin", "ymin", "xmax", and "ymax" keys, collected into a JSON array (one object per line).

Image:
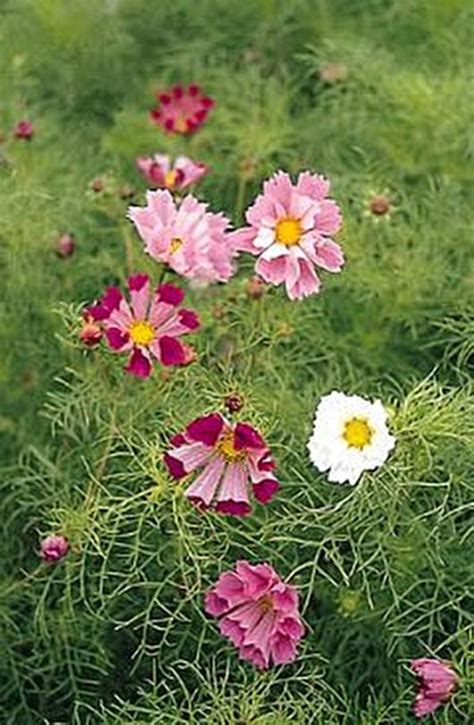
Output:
[
  {"xmin": 57, "ymin": 233, "xmax": 75, "ymax": 258},
  {"xmin": 225, "ymin": 392, "xmax": 244, "ymax": 413},
  {"xmin": 14, "ymin": 120, "xmax": 34, "ymax": 140},
  {"xmin": 79, "ymin": 313, "xmax": 103, "ymax": 347},
  {"xmin": 40, "ymin": 535, "xmax": 70, "ymax": 564}
]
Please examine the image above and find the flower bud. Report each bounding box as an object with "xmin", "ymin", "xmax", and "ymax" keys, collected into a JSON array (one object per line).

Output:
[
  {"xmin": 224, "ymin": 392, "xmax": 244, "ymax": 413},
  {"xmin": 56, "ymin": 233, "xmax": 75, "ymax": 258},
  {"xmin": 246, "ymin": 275, "xmax": 266, "ymax": 300},
  {"xmin": 14, "ymin": 119, "xmax": 34, "ymax": 140},
  {"xmin": 40, "ymin": 535, "xmax": 69, "ymax": 564},
  {"xmin": 79, "ymin": 313, "xmax": 102, "ymax": 348}
]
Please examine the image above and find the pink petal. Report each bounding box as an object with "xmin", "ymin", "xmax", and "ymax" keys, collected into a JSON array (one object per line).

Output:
[
  {"xmin": 215, "ymin": 463, "xmax": 251, "ymax": 516},
  {"xmin": 125, "ymin": 348, "xmax": 152, "ymax": 378},
  {"xmin": 185, "ymin": 456, "xmax": 226, "ymax": 507},
  {"xmin": 186, "ymin": 413, "xmax": 224, "ymax": 446}
]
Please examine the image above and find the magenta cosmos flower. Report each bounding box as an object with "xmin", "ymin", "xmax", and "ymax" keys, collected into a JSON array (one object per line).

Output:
[
  {"xmin": 150, "ymin": 83, "xmax": 214, "ymax": 135},
  {"xmin": 40, "ymin": 535, "xmax": 69, "ymax": 564},
  {"xmin": 87, "ymin": 275, "xmax": 199, "ymax": 378},
  {"xmin": 205, "ymin": 560, "xmax": 304, "ymax": 668},
  {"xmin": 410, "ymin": 659, "xmax": 458, "ymax": 718},
  {"xmin": 14, "ymin": 119, "xmax": 34, "ymax": 140},
  {"xmin": 231, "ymin": 171, "xmax": 344, "ymax": 300},
  {"xmin": 128, "ymin": 190, "xmax": 235, "ymax": 285},
  {"xmin": 136, "ymin": 153, "xmax": 208, "ymax": 191},
  {"xmin": 164, "ymin": 413, "xmax": 280, "ymax": 516}
]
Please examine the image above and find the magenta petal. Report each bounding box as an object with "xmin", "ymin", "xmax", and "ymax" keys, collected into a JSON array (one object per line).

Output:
[
  {"xmin": 128, "ymin": 273, "xmax": 149, "ymax": 291},
  {"xmin": 253, "ymin": 479, "xmax": 280, "ymax": 504},
  {"xmin": 102, "ymin": 286, "xmax": 122, "ymax": 311},
  {"xmin": 216, "ymin": 501, "xmax": 252, "ymax": 517},
  {"xmin": 159, "ymin": 336, "xmax": 186, "ymax": 366},
  {"xmin": 186, "ymin": 413, "xmax": 224, "ymax": 446},
  {"xmin": 178, "ymin": 309, "xmax": 200, "ymax": 330},
  {"xmin": 157, "ymin": 283, "xmax": 185, "ymax": 306},
  {"xmin": 170, "ymin": 433, "xmax": 187, "ymax": 447},
  {"xmin": 234, "ymin": 423, "xmax": 265, "ymax": 450},
  {"xmin": 125, "ymin": 348, "xmax": 152, "ymax": 377},
  {"xmin": 164, "ymin": 453, "xmax": 186, "ymax": 479},
  {"xmin": 106, "ymin": 327, "xmax": 129, "ymax": 350}
]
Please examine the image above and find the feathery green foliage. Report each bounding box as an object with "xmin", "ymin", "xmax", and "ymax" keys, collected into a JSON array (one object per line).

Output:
[{"xmin": 1, "ymin": 0, "xmax": 473, "ymax": 722}]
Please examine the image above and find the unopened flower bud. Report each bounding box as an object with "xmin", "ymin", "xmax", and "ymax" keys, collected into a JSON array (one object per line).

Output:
[
  {"xmin": 79, "ymin": 313, "xmax": 102, "ymax": 348},
  {"xmin": 369, "ymin": 194, "xmax": 391, "ymax": 216},
  {"xmin": 40, "ymin": 535, "xmax": 69, "ymax": 564},
  {"xmin": 56, "ymin": 233, "xmax": 75, "ymax": 258},
  {"xmin": 246, "ymin": 275, "xmax": 266, "ymax": 300},
  {"xmin": 14, "ymin": 119, "xmax": 34, "ymax": 140},
  {"xmin": 119, "ymin": 184, "xmax": 135, "ymax": 200},
  {"xmin": 224, "ymin": 392, "xmax": 244, "ymax": 413},
  {"xmin": 90, "ymin": 177, "xmax": 104, "ymax": 193}
]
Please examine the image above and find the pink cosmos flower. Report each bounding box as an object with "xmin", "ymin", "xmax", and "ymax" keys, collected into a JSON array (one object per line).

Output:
[
  {"xmin": 14, "ymin": 119, "xmax": 34, "ymax": 140},
  {"xmin": 128, "ymin": 190, "xmax": 235, "ymax": 284},
  {"xmin": 410, "ymin": 659, "xmax": 458, "ymax": 718},
  {"xmin": 40, "ymin": 535, "xmax": 69, "ymax": 564},
  {"xmin": 164, "ymin": 412, "xmax": 280, "ymax": 516},
  {"xmin": 136, "ymin": 154, "xmax": 208, "ymax": 191},
  {"xmin": 205, "ymin": 560, "xmax": 304, "ymax": 668},
  {"xmin": 87, "ymin": 275, "xmax": 200, "ymax": 378},
  {"xmin": 230, "ymin": 171, "xmax": 344, "ymax": 300},
  {"xmin": 150, "ymin": 83, "xmax": 214, "ymax": 135}
]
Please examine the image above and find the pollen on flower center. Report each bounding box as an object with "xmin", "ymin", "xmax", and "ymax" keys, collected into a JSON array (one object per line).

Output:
[
  {"xmin": 129, "ymin": 320, "xmax": 155, "ymax": 346},
  {"xmin": 175, "ymin": 117, "xmax": 187, "ymax": 133},
  {"xmin": 169, "ymin": 237, "xmax": 183, "ymax": 254},
  {"xmin": 275, "ymin": 218, "xmax": 302, "ymax": 246},
  {"xmin": 164, "ymin": 170, "xmax": 178, "ymax": 188},
  {"xmin": 343, "ymin": 417, "xmax": 373, "ymax": 449},
  {"xmin": 215, "ymin": 428, "xmax": 246, "ymax": 462},
  {"xmin": 258, "ymin": 594, "xmax": 274, "ymax": 613}
]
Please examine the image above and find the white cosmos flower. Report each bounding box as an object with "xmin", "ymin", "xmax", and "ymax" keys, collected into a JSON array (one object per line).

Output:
[{"xmin": 307, "ymin": 391, "xmax": 396, "ymax": 485}]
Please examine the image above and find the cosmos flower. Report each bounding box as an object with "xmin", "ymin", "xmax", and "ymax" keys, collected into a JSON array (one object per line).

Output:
[
  {"xmin": 40, "ymin": 535, "xmax": 69, "ymax": 564},
  {"xmin": 128, "ymin": 190, "xmax": 235, "ymax": 284},
  {"xmin": 205, "ymin": 560, "xmax": 304, "ymax": 669},
  {"xmin": 307, "ymin": 391, "xmax": 396, "ymax": 485},
  {"xmin": 150, "ymin": 83, "xmax": 214, "ymax": 135},
  {"xmin": 136, "ymin": 154, "xmax": 208, "ymax": 191},
  {"xmin": 230, "ymin": 171, "xmax": 344, "ymax": 300},
  {"xmin": 164, "ymin": 413, "xmax": 279, "ymax": 516},
  {"xmin": 410, "ymin": 659, "xmax": 458, "ymax": 718},
  {"xmin": 87, "ymin": 275, "xmax": 199, "ymax": 378},
  {"xmin": 14, "ymin": 119, "xmax": 34, "ymax": 140}
]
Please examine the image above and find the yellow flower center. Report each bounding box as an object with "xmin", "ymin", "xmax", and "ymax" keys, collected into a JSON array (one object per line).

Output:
[
  {"xmin": 169, "ymin": 237, "xmax": 183, "ymax": 254},
  {"xmin": 275, "ymin": 217, "xmax": 302, "ymax": 246},
  {"xmin": 175, "ymin": 117, "xmax": 187, "ymax": 133},
  {"xmin": 343, "ymin": 418, "xmax": 373, "ymax": 449},
  {"xmin": 215, "ymin": 428, "xmax": 246, "ymax": 462},
  {"xmin": 258, "ymin": 594, "xmax": 274, "ymax": 613},
  {"xmin": 129, "ymin": 320, "xmax": 155, "ymax": 346},
  {"xmin": 164, "ymin": 169, "xmax": 178, "ymax": 188}
]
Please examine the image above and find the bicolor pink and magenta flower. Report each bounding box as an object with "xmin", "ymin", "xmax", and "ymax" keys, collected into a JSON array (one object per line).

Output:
[
  {"xmin": 40, "ymin": 535, "xmax": 69, "ymax": 564},
  {"xmin": 410, "ymin": 658, "xmax": 458, "ymax": 718},
  {"xmin": 136, "ymin": 154, "xmax": 208, "ymax": 191},
  {"xmin": 205, "ymin": 560, "xmax": 304, "ymax": 668},
  {"xmin": 128, "ymin": 190, "xmax": 235, "ymax": 284},
  {"xmin": 150, "ymin": 83, "xmax": 214, "ymax": 135},
  {"xmin": 87, "ymin": 275, "xmax": 199, "ymax": 378},
  {"xmin": 164, "ymin": 413, "xmax": 280, "ymax": 516},
  {"xmin": 231, "ymin": 171, "xmax": 344, "ymax": 300}
]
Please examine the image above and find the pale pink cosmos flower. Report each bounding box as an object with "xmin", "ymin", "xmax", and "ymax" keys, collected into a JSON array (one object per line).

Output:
[
  {"xmin": 150, "ymin": 83, "xmax": 214, "ymax": 135},
  {"xmin": 40, "ymin": 535, "xmax": 69, "ymax": 564},
  {"xmin": 205, "ymin": 560, "xmax": 304, "ymax": 668},
  {"xmin": 87, "ymin": 275, "xmax": 199, "ymax": 378},
  {"xmin": 410, "ymin": 659, "xmax": 458, "ymax": 718},
  {"xmin": 128, "ymin": 190, "xmax": 235, "ymax": 284},
  {"xmin": 164, "ymin": 413, "xmax": 280, "ymax": 516},
  {"xmin": 136, "ymin": 154, "xmax": 208, "ymax": 191},
  {"xmin": 230, "ymin": 171, "xmax": 344, "ymax": 300}
]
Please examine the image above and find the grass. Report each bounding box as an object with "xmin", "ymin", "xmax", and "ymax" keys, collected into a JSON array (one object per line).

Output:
[{"xmin": 0, "ymin": 0, "xmax": 473, "ymax": 722}]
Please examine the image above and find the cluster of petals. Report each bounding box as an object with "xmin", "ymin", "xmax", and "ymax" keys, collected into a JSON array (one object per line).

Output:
[
  {"xmin": 87, "ymin": 274, "xmax": 199, "ymax": 378},
  {"xmin": 150, "ymin": 84, "xmax": 214, "ymax": 135},
  {"xmin": 205, "ymin": 560, "xmax": 304, "ymax": 668},
  {"xmin": 40, "ymin": 535, "xmax": 69, "ymax": 564},
  {"xmin": 164, "ymin": 412, "xmax": 279, "ymax": 516},
  {"xmin": 128, "ymin": 190, "xmax": 235, "ymax": 284},
  {"xmin": 410, "ymin": 658, "xmax": 458, "ymax": 718},
  {"xmin": 136, "ymin": 153, "xmax": 208, "ymax": 191},
  {"xmin": 231, "ymin": 171, "xmax": 344, "ymax": 300},
  {"xmin": 307, "ymin": 391, "xmax": 396, "ymax": 485}
]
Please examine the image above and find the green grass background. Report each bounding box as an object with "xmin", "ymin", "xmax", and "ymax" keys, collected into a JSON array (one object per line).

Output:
[{"xmin": 0, "ymin": 0, "xmax": 473, "ymax": 722}]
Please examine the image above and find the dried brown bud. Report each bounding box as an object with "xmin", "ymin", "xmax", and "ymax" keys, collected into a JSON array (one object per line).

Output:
[
  {"xmin": 119, "ymin": 184, "xmax": 136, "ymax": 200},
  {"xmin": 224, "ymin": 392, "xmax": 244, "ymax": 413},
  {"xmin": 369, "ymin": 194, "xmax": 391, "ymax": 216},
  {"xmin": 319, "ymin": 63, "xmax": 348, "ymax": 85},
  {"xmin": 90, "ymin": 177, "xmax": 104, "ymax": 193},
  {"xmin": 246, "ymin": 275, "xmax": 266, "ymax": 300}
]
